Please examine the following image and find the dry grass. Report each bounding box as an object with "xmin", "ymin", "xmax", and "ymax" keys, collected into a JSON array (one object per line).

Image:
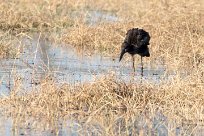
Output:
[
  {"xmin": 0, "ymin": 72, "xmax": 203, "ymax": 134},
  {"xmin": 0, "ymin": 0, "xmax": 203, "ymax": 61},
  {"xmin": 62, "ymin": 22, "xmax": 132, "ymax": 55},
  {"xmin": 0, "ymin": 31, "xmax": 19, "ymax": 58},
  {"xmin": 60, "ymin": 0, "xmax": 204, "ymax": 70},
  {"xmin": 0, "ymin": 0, "xmax": 203, "ymax": 135},
  {"xmin": 58, "ymin": 2, "xmax": 204, "ymax": 99},
  {"xmin": 0, "ymin": 0, "xmax": 79, "ymax": 33}
]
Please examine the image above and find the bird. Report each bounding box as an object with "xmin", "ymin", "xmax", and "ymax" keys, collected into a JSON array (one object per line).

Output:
[{"xmin": 119, "ymin": 28, "xmax": 150, "ymax": 76}]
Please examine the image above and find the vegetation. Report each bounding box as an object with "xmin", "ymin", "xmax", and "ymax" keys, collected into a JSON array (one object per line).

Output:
[
  {"xmin": 0, "ymin": 0, "xmax": 203, "ymax": 135},
  {"xmin": 0, "ymin": 31, "xmax": 19, "ymax": 58}
]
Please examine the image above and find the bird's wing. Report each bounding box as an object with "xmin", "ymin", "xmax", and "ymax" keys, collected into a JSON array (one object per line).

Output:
[
  {"xmin": 124, "ymin": 28, "xmax": 138, "ymax": 46},
  {"xmin": 140, "ymin": 30, "xmax": 150, "ymax": 46},
  {"xmin": 123, "ymin": 28, "xmax": 150, "ymax": 48}
]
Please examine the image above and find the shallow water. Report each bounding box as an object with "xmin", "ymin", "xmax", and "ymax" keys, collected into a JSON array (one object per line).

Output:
[
  {"xmin": 71, "ymin": 10, "xmax": 119, "ymax": 25},
  {"xmin": 85, "ymin": 10, "xmax": 119, "ymax": 25},
  {"xmin": 0, "ymin": 34, "xmax": 166, "ymax": 95}
]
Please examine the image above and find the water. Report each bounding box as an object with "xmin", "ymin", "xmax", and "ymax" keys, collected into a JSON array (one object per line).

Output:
[
  {"xmin": 0, "ymin": 34, "xmax": 166, "ymax": 95},
  {"xmin": 85, "ymin": 10, "xmax": 119, "ymax": 25},
  {"xmin": 71, "ymin": 10, "xmax": 119, "ymax": 25}
]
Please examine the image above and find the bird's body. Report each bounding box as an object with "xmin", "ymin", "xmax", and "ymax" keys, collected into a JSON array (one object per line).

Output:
[{"xmin": 119, "ymin": 28, "xmax": 151, "ymax": 75}]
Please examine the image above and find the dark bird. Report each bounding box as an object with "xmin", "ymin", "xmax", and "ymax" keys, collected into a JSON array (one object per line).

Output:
[{"xmin": 119, "ymin": 28, "xmax": 150, "ymax": 76}]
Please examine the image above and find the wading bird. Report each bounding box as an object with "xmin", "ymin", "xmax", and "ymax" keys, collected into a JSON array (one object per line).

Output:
[{"xmin": 119, "ymin": 28, "xmax": 150, "ymax": 76}]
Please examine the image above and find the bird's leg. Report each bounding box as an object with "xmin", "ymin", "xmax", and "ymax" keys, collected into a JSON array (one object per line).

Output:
[
  {"xmin": 130, "ymin": 55, "xmax": 136, "ymax": 82},
  {"xmin": 141, "ymin": 56, "xmax": 144, "ymax": 77},
  {"xmin": 132, "ymin": 55, "xmax": 136, "ymax": 74}
]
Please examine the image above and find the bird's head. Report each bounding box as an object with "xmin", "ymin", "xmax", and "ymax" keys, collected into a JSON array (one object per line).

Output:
[
  {"xmin": 136, "ymin": 29, "xmax": 150, "ymax": 48},
  {"xmin": 119, "ymin": 42, "xmax": 129, "ymax": 62},
  {"xmin": 137, "ymin": 30, "xmax": 151, "ymax": 57}
]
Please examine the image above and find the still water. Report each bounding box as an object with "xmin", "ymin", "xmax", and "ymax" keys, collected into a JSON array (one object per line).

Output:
[{"xmin": 0, "ymin": 34, "xmax": 166, "ymax": 95}]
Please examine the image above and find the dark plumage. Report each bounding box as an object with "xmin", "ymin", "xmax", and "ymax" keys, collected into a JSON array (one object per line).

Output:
[{"xmin": 119, "ymin": 28, "xmax": 151, "ymax": 75}]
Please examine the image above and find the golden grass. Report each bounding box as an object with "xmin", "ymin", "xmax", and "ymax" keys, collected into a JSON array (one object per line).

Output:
[
  {"xmin": 0, "ymin": 0, "xmax": 203, "ymax": 135},
  {"xmin": 0, "ymin": 0, "xmax": 78, "ymax": 33},
  {"xmin": 0, "ymin": 0, "xmax": 203, "ymax": 63},
  {"xmin": 62, "ymin": 22, "xmax": 131, "ymax": 55},
  {"xmin": 0, "ymin": 72, "xmax": 203, "ymax": 134},
  {"xmin": 0, "ymin": 31, "xmax": 19, "ymax": 58},
  {"xmin": 60, "ymin": 0, "xmax": 204, "ymax": 70}
]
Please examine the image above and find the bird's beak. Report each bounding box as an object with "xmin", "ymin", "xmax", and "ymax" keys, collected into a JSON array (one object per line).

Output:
[{"xmin": 119, "ymin": 48, "xmax": 126, "ymax": 62}]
